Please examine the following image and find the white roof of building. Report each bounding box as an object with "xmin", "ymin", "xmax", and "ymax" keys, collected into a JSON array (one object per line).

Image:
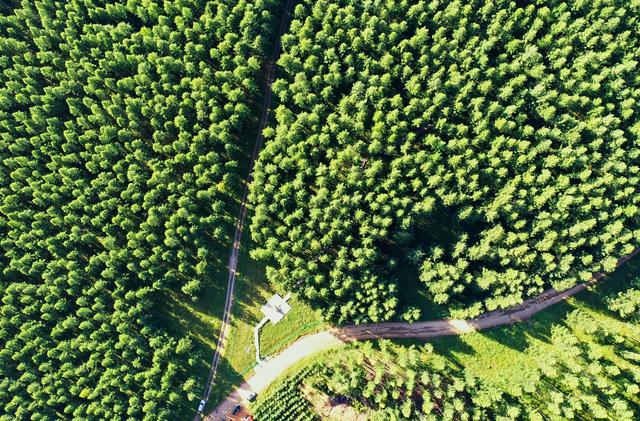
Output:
[{"xmin": 260, "ymin": 293, "xmax": 292, "ymax": 324}]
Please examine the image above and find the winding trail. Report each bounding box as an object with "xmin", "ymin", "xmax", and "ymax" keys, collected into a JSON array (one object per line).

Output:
[
  {"xmin": 196, "ymin": 0, "xmax": 295, "ymax": 418},
  {"xmin": 207, "ymin": 248, "xmax": 639, "ymax": 419}
]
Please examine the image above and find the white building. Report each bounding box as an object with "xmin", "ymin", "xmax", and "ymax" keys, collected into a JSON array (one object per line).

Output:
[{"xmin": 260, "ymin": 293, "xmax": 292, "ymax": 324}]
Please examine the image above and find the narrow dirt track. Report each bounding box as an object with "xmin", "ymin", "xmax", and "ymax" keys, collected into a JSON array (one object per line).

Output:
[
  {"xmin": 208, "ymin": 248, "xmax": 639, "ymax": 419},
  {"xmin": 196, "ymin": 1, "xmax": 640, "ymax": 418},
  {"xmin": 195, "ymin": 0, "xmax": 296, "ymax": 418}
]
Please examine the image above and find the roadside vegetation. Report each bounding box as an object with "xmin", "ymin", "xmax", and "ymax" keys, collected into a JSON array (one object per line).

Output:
[
  {"xmin": 209, "ymin": 237, "xmax": 325, "ymax": 408},
  {"xmin": 251, "ymin": 256, "xmax": 640, "ymax": 420}
]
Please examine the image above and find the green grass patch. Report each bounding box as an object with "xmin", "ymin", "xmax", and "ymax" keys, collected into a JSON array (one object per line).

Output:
[
  {"xmin": 421, "ymin": 255, "xmax": 640, "ymax": 394},
  {"xmin": 161, "ymin": 288, "xmax": 224, "ymax": 362},
  {"xmin": 207, "ymin": 233, "xmax": 325, "ymax": 408},
  {"xmin": 261, "ymin": 296, "xmax": 328, "ymax": 358}
]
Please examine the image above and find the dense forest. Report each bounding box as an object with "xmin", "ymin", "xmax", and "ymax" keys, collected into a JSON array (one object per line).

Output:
[
  {"xmin": 250, "ymin": 0, "xmax": 640, "ymax": 324},
  {"xmin": 2, "ymin": 0, "xmax": 640, "ymax": 418},
  {"xmin": 0, "ymin": 0, "xmax": 278, "ymax": 418},
  {"xmin": 254, "ymin": 301, "xmax": 640, "ymax": 420}
]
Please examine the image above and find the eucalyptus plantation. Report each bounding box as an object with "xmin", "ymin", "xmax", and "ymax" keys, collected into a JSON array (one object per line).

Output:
[
  {"xmin": 250, "ymin": 0, "xmax": 640, "ymax": 323},
  {"xmin": 0, "ymin": 0, "xmax": 278, "ymax": 418}
]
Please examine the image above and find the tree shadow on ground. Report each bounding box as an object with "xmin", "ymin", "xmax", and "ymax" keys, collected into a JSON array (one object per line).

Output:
[
  {"xmin": 232, "ymin": 253, "xmax": 271, "ymax": 324},
  {"xmin": 579, "ymin": 258, "xmax": 640, "ymax": 315},
  {"xmin": 476, "ymin": 324, "xmax": 532, "ymax": 353},
  {"xmin": 391, "ymin": 253, "xmax": 451, "ymax": 321},
  {"xmin": 472, "ymin": 254, "xmax": 640, "ymax": 355},
  {"xmin": 500, "ymin": 300, "xmax": 576, "ymax": 349},
  {"xmin": 154, "ymin": 278, "xmax": 243, "ymax": 418},
  {"xmin": 423, "ymin": 336, "xmax": 477, "ymax": 370},
  {"xmin": 206, "ymin": 355, "xmax": 245, "ymax": 414}
]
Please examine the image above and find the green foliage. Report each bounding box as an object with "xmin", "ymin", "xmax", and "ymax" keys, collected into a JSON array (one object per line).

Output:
[
  {"xmin": 0, "ymin": 0, "xmax": 278, "ymax": 419},
  {"xmin": 257, "ymin": 308, "xmax": 640, "ymax": 420},
  {"xmin": 608, "ymin": 289, "xmax": 640, "ymax": 320},
  {"xmin": 525, "ymin": 314, "xmax": 640, "ymax": 420},
  {"xmin": 252, "ymin": 365, "xmax": 318, "ymax": 421},
  {"xmin": 250, "ymin": 0, "xmax": 640, "ymax": 323},
  {"xmin": 313, "ymin": 342, "xmax": 506, "ymax": 420},
  {"xmin": 606, "ymin": 270, "xmax": 640, "ymax": 320}
]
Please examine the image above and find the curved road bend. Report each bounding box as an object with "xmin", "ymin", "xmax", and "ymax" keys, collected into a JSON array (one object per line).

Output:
[
  {"xmin": 196, "ymin": 0, "xmax": 296, "ymax": 418},
  {"xmin": 209, "ymin": 248, "xmax": 639, "ymax": 419}
]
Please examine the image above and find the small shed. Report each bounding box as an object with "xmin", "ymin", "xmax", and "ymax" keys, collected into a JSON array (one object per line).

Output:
[{"xmin": 260, "ymin": 293, "xmax": 292, "ymax": 324}]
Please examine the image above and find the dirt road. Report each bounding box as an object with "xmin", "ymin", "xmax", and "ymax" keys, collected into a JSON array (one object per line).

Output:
[
  {"xmin": 208, "ymin": 248, "xmax": 639, "ymax": 419},
  {"xmin": 206, "ymin": 332, "xmax": 344, "ymax": 420}
]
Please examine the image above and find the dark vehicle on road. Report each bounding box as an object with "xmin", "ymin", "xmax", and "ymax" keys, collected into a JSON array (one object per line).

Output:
[{"xmin": 231, "ymin": 405, "xmax": 241, "ymax": 416}]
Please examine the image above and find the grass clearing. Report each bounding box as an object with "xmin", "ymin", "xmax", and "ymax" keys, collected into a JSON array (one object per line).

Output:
[
  {"xmin": 260, "ymin": 295, "xmax": 327, "ymax": 358},
  {"xmin": 207, "ymin": 230, "xmax": 325, "ymax": 408},
  {"xmin": 152, "ymin": 233, "xmax": 235, "ymax": 417}
]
